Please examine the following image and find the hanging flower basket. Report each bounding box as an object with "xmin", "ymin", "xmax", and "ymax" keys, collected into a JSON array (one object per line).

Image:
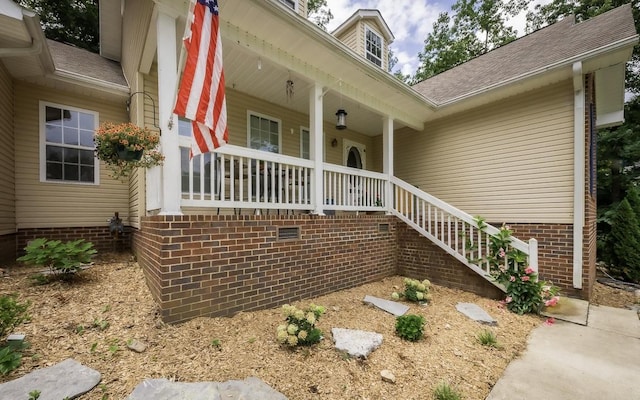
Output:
[{"xmin": 94, "ymin": 122, "xmax": 164, "ymax": 181}]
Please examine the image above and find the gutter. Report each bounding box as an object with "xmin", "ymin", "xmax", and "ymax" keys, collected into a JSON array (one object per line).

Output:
[{"xmin": 50, "ymin": 69, "xmax": 130, "ymax": 97}]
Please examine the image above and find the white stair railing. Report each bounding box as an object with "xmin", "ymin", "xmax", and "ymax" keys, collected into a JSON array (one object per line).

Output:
[{"xmin": 391, "ymin": 177, "xmax": 538, "ymax": 288}]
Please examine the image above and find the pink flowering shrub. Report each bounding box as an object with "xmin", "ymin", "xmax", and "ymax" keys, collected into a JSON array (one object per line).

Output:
[{"xmin": 471, "ymin": 217, "xmax": 560, "ymax": 315}]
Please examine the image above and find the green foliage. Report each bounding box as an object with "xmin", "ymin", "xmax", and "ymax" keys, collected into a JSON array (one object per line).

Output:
[
  {"xmin": 392, "ymin": 278, "xmax": 433, "ymax": 303},
  {"xmin": 17, "ymin": 238, "xmax": 96, "ymax": 276},
  {"xmin": 395, "ymin": 314, "xmax": 425, "ymax": 342},
  {"xmin": 0, "ymin": 343, "xmax": 23, "ymax": 375},
  {"xmin": 307, "ymin": 0, "xmax": 333, "ymax": 31},
  {"xmin": 211, "ymin": 339, "xmax": 222, "ymax": 350},
  {"xmin": 0, "ymin": 294, "xmax": 30, "ymax": 338},
  {"xmin": 415, "ymin": 0, "xmax": 529, "ymax": 82},
  {"xmin": 606, "ymin": 199, "xmax": 640, "ymax": 282},
  {"xmin": 476, "ymin": 330, "xmax": 499, "ymax": 348},
  {"xmin": 93, "ymin": 319, "xmax": 109, "ymax": 331},
  {"xmin": 433, "ymin": 381, "xmax": 463, "ymax": 400},
  {"xmin": 15, "ymin": 0, "xmax": 99, "ymax": 53},
  {"xmin": 470, "ymin": 218, "xmax": 560, "ymax": 314},
  {"xmin": 28, "ymin": 390, "xmax": 41, "ymax": 400},
  {"xmin": 276, "ymin": 304, "xmax": 325, "ymax": 347}
]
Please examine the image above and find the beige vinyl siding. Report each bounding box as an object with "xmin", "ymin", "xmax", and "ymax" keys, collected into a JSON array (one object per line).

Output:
[
  {"xmin": 0, "ymin": 63, "xmax": 15, "ymax": 234},
  {"xmin": 395, "ymin": 80, "xmax": 575, "ymax": 224},
  {"xmin": 335, "ymin": 25, "xmax": 360, "ymax": 57},
  {"xmin": 14, "ymin": 82, "xmax": 130, "ymax": 229},
  {"xmin": 121, "ymin": 0, "xmax": 154, "ymax": 85}
]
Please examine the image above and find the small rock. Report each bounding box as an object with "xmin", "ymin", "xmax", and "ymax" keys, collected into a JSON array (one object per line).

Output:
[
  {"xmin": 453, "ymin": 349, "xmax": 463, "ymax": 357},
  {"xmin": 7, "ymin": 333, "xmax": 26, "ymax": 341},
  {"xmin": 380, "ymin": 370, "xmax": 396, "ymax": 384},
  {"xmin": 444, "ymin": 324, "xmax": 451, "ymax": 330},
  {"xmin": 634, "ymin": 289, "xmax": 640, "ymax": 299},
  {"xmin": 127, "ymin": 339, "xmax": 147, "ymax": 353},
  {"xmin": 332, "ymin": 306, "xmax": 340, "ymax": 312}
]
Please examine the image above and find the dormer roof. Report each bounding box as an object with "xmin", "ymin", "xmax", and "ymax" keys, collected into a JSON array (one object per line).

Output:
[{"xmin": 332, "ymin": 9, "xmax": 394, "ymax": 43}]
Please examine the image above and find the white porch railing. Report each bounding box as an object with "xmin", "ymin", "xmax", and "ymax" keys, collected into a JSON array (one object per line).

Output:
[
  {"xmin": 390, "ymin": 176, "xmax": 538, "ymax": 287},
  {"xmin": 323, "ymin": 164, "xmax": 387, "ymax": 211},
  {"xmin": 181, "ymin": 144, "xmax": 314, "ymax": 211}
]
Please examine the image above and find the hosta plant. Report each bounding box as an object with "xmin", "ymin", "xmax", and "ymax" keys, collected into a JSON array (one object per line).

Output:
[
  {"xmin": 392, "ymin": 278, "xmax": 432, "ymax": 303},
  {"xmin": 17, "ymin": 238, "xmax": 96, "ymax": 278},
  {"xmin": 276, "ymin": 304, "xmax": 325, "ymax": 347}
]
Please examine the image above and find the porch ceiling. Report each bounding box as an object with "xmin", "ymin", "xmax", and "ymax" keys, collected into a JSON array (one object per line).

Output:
[{"xmin": 216, "ymin": 0, "xmax": 434, "ymax": 135}]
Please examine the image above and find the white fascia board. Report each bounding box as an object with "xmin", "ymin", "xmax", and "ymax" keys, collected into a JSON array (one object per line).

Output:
[
  {"xmin": 48, "ymin": 70, "xmax": 130, "ymax": 97},
  {"xmin": 596, "ymin": 111, "xmax": 625, "ymax": 128}
]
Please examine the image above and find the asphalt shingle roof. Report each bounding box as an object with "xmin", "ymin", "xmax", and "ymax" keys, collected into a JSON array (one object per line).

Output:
[
  {"xmin": 48, "ymin": 39, "xmax": 128, "ymax": 87},
  {"xmin": 412, "ymin": 4, "xmax": 637, "ymax": 105}
]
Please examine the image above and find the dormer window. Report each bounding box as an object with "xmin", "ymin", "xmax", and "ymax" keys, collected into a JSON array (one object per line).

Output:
[
  {"xmin": 365, "ymin": 26, "xmax": 383, "ymax": 67},
  {"xmin": 279, "ymin": 0, "xmax": 296, "ymax": 10}
]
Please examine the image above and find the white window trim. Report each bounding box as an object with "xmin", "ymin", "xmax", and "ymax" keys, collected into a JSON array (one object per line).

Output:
[
  {"xmin": 246, "ymin": 110, "xmax": 282, "ymax": 154},
  {"xmin": 39, "ymin": 101, "xmax": 100, "ymax": 185},
  {"xmin": 364, "ymin": 24, "xmax": 383, "ymax": 68}
]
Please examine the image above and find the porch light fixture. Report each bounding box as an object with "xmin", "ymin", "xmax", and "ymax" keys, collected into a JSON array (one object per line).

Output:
[
  {"xmin": 335, "ymin": 109, "xmax": 347, "ymax": 130},
  {"xmin": 331, "ymin": 138, "xmax": 338, "ymax": 147}
]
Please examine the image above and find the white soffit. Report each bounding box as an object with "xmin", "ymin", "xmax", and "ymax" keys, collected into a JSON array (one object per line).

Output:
[{"xmin": 595, "ymin": 63, "xmax": 626, "ymax": 128}]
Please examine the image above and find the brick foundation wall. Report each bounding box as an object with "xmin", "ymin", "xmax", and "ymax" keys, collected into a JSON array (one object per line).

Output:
[
  {"xmin": 0, "ymin": 233, "xmax": 16, "ymax": 264},
  {"xmin": 395, "ymin": 223, "xmax": 505, "ymax": 299},
  {"xmin": 16, "ymin": 226, "xmax": 131, "ymax": 256},
  {"xmin": 135, "ymin": 214, "xmax": 398, "ymax": 324}
]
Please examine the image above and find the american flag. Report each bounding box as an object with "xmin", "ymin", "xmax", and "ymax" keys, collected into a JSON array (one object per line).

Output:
[{"xmin": 174, "ymin": 0, "xmax": 228, "ymax": 157}]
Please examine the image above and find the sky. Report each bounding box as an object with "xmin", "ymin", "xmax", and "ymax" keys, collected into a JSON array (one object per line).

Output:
[{"xmin": 324, "ymin": 0, "xmax": 553, "ymax": 77}]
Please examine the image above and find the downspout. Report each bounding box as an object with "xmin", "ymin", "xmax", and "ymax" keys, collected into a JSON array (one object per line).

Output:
[{"xmin": 572, "ymin": 61, "xmax": 585, "ymax": 289}]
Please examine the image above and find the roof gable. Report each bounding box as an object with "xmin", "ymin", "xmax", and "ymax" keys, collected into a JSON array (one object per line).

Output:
[
  {"xmin": 412, "ymin": 4, "xmax": 638, "ymax": 105},
  {"xmin": 332, "ymin": 9, "xmax": 394, "ymax": 43}
]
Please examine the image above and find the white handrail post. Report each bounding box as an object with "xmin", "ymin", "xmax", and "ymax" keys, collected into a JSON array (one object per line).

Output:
[
  {"xmin": 382, "ymin": 116, "xmax": 393, "ymax": 214},
  {"xmin": 529, "ymin": 238, "xmax": 538, "ymax": 273}
]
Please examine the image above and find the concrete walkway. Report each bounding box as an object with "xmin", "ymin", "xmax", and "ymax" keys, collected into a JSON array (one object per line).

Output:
[{"xmin": 487, "ymin": 300, "xmax": 640, "ymax": 400}]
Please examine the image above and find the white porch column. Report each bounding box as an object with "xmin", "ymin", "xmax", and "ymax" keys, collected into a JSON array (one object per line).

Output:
[
  {"xmin": 310, "ymin": 83, "xmax": 325, "ymax": 215},
  {"xmin": 156, "ymin": 9, "xmax": 182, "ymax": 215},
  {"xmin": 572, "ymin": 61, "xmax": 585, "ymax": 289},
  {"xmin": 382, "ymin": 116, "xmax": 394, "ymax": 213}
]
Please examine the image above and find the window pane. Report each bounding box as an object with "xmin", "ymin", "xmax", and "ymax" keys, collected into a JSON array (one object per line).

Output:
[
  {"xmin": 250, "ymin": 115, "xmax": 259, "ymax": 129},
  {"xmin": 80, "ymin": 149, "xmax": 94, "ymax": 165},
  {"xmin": 64, "ymin": 110, "xmax": 79, "ymax": 128},
  {"xmin": 80, "ymin": 166, "xmax": 94, "ymax": 183},
  {"xmin": 45, "ymin": 106, "xmax": 62, "ymax": 124},
  {"xmin": 46, "ymin": 125, "xmax": 62, "ymax": 144},
  {"xmin": 181, "ymin": 147, "xmax": 190, "ymax": 192},
  {"xmin": 178, "ymin": 118, "xmax": 192, "ymax": 137},
  {"xmin": 79, "ymin": 129, "xmax": 93, "ymax": 147},
  {"xmin": 192, "ymin": 154, "xmax": 201, "ymax": 193},
  {"xmin": 63, "ymin": 148, "xmax": 79, "ymax": 164},
  {"xmin": 79, "ymin": 113, "xmax": 94, "ymax": 130},
  {"xmin": 64, "ymin": 164, "xmax": 79, "ymax": 181},
  {"xmin": 46, "ymin": 145, "xmax": 63, "ymax": 162},
  {"xmin": 204, "ymin": 153, "xmax": 212, "ymax": 194},
  {"xmin": 46, "ymin": 162, "xmax": 62, "ymax": 180},
  {"xmin": 64, "ymin": 128, "xmax": 79, "ymax": 145}
]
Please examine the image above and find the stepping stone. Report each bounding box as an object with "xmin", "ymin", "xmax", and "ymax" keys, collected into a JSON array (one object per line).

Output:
[
  {"xmin": 0, "ymin": 358, "xmax": 100, "ymax": 400},
  {"xmin": 363, "ymin": 295, "xmax": 409, "ymax": 316},
  {"xmin": 455, "ymin": 302, "xmax": 497, "ymax": 325},
  {"xmin": 332, "ymin": 328, "xmax": 383, "ymax": 358},
  {"xmin": 127, "ymin": 377, "xmax": 287, "ymax": 400}
]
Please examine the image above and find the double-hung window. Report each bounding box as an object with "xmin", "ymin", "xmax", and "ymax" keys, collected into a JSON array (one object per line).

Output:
[
  {"xmin": 248, "ymin": 112, "xmax": 280, "ymax": 153},
  {"xmin": 41, "ymin": 102, "xmax": 98, "ymax": 184},
  {"xmin": 300, "ymin": 128, "xmax": 310, "ymax": 160},
  {"xmin": 365, "ymin": 26, "xmax": 383, "ymax": 68}
]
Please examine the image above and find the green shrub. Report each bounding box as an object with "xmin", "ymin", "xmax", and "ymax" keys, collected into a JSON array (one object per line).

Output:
[
  {"xmin": 607, "ymin": 199, "xmax": 640, "ymax": 283},
  {"xmin": 392, "ymin": 278, "xmax": 432, "ymax": 303},
  {"xmin": 17, "ymin": 238, "xmax": 96, "ymax": 277},
  {"xmin": 395, "ymin": 314, "xmax": 425, "ymax": 342},
  {"xmin": 0, "ymin": 294, "xmax": 30, "ymax": 338},
  {"xmin": 276, "ymin": 304, "xmax": 325, "ymax": 347},
  {"xmin": 433, "ymin": 381, "xmax": 463, "ymax": 400}
]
